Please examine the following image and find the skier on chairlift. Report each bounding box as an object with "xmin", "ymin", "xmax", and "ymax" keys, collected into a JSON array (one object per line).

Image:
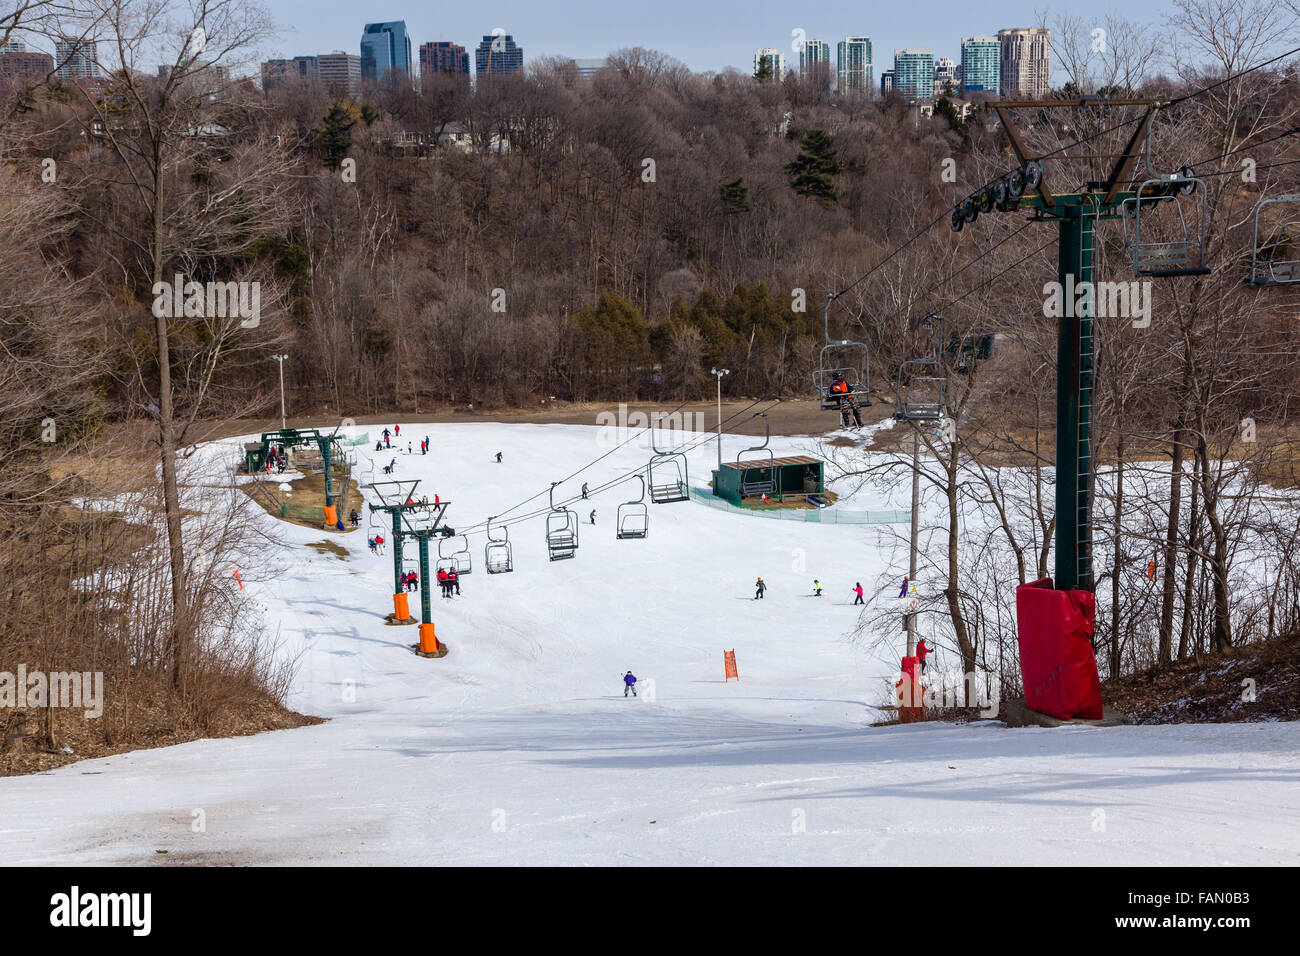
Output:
[{"xmin": 832, "ymin": 373, "xmax": 864, "ymax": 429}]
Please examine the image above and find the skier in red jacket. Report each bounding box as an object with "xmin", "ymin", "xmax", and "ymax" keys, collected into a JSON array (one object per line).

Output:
[{"xmin": 916, "ymin": 638, "xmax": 933, "ymax": 674}]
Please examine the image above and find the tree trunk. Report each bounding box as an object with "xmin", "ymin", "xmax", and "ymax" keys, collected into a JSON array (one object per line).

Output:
[{"xmin": 151, "ymin": 152, "xmax": 190, "ymax": 692}]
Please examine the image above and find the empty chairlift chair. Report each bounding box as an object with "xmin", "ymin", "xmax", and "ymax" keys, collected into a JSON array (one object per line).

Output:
[
  {"xmin": 895, "ymin": 314, "xmax": 947, "ymax": 421},
  {"xmin": 1120, "ymin": 142, "xmax": 1211, "ymax": 279},
  {"xmin": 545, "ymin": 482, "xmax": 579, "ymax": 561},
  {"xmin": 1248, "ymin": 194, "xmax": 1300, "ymax": 287},
  {"xmin": 484, "ymin": 516, "xmax": 514, "ymax": 574},
  {"xmin": 648, "ymin": 421, "xmax": 690, "ymax": 503},
  {"xmin": 895, "ymin": 358, "xmax": 946, "ymax": 421},
  {"xmin": 735, "ymin": 413, "xmax": 776, "ymax": 498},
  {"xmin": 616, "ymin": 475, "xmax": 649, "ymax": 540}
]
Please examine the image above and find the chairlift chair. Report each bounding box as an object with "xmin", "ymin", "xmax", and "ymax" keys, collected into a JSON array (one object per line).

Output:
[
  {"xmin": 895, "ymin": 359, "xmax": 947, "ymax": 421},
  {"xmin": 546, "ymin": 482, "xmax": 579, "ymax": 560},
  {"xmin": 894, "ymin": 314, "xmax": 947, "ymax": 420},
  {"xmin": 485, "ymin": 516, "xmax": 514, "ymax": 573},
  {"xmin": 814, "ymin": 295, "xmax": 871, "ymax": 411},
  {"xmin": 735, "ymin": 413, "xmax": 776, "ymax": 497},
  {"xmin": 1121, "ymin": 176, "xmax": 1211, "ymax": 277},
  {"xmin": 1121, "ymin": 133, "xmax": 1210, "ymax": 278},
  {"xmin": 616, "ymin": 475, "xmax": 649, "ymax": 540},
  {"xmin": 648, "ymin": 421, "xmax": 690, "ymax": 503},
  {"xmin": 449, "ymin": 533, "xmax": 472, "ymax": 574},
  {"xmin": 1248, "ymin": 194, "xmax": 1300, "ymax": 287},
  {"xmin": 436, "ymin": 534, "xmax": 460, "ymax": 573}
]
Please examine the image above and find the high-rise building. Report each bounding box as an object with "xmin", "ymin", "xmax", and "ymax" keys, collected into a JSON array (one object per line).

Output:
[
  {"xmin": 54, "ymin": 39, "xmax": 99, "ymax": 78},
  {"xmin": 836, "ymin": 36, "xmax": 873, "ymax": 94},
  {"xmin": 318, "ymin": 51, "xmax": 362, "ymax": 96},
  {"xmin": 0, "ymin": 48, "xmax": 53, "ymax": 81},
  {"xmin": 475, "ymin": 34, "xmax": 524, "ymax": 78},
  {"xmin": 880, "ymin": 69, "xmax": 895, "ymax": 94},
  {"xmin": 960, "ymin": 36, "xmax": 1000, "ymax": 94},
  {"xmin": 933, "ymin": 57, "xmax": 957, "ymax": 96},
  {"xmin": 892, "ymin": 49, "xmax": 934, "ymax": 101},
  {"xmin": 1, "ymin": 39, "xmax": 26, "ymax": 53},
  {"xmin": 261, "ymin": 56, "xmax": 319, "ymax": 91},
  {"xmin": 571, "ymin": 58, "xmax": 609, "ymax": 78},
  {"xmin": 799, "ymin": 38, "xmax": 831, "ymax": 84},
  {"xmin": 419, "ymin": 41, "xmax": 470, "ymax": 80},
  {"xmin": 753, "ymin": 48, "xmax": 785, "ymax": 80},
  {"xmin": 360, "ymin": 21, "xmax": 412, "ymax": 83},
  {"xmin": 998, "ymin": 27, "xmax": 1050, "ymax": 98}
]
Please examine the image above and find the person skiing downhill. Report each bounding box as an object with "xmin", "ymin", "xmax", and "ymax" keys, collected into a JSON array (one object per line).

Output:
[
  {"xmin": 813, "ymin": 579, "xmax": 823, "ymax": 597},
  {"xmin": 581, "ymin": 482, "xmax": 589, "ymax": 499},
  {"xmin": 754, "ymin": 576, "xmax": 766, "ymax": 600},
  {"xmin": 853, "ymin": 582, "xmax": 865, "ymax": 605},
  {"xmin": 589, "ymin": 509, "xmax": 596, "ymax": 525},
  {"xmin": 623, "ymin": 671, "xmax": 638, "ymax": 697}
]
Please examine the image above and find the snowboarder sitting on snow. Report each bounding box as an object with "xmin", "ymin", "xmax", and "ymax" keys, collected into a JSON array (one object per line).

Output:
[
  {"xmin": 623, "ymin": 671, "xmax": 638, "ymax": 697},
  {"xmin": 813, "ymin": 579, "xmax": 823, "ymax": 597},
  {"xmin": 754, "ymin": 576, "xmax": 766, "ymax": 600},
  {"xmin": 916, "ymin": 638, "xmax": 933, "ymax": 674},
  {"xmin": 853, "ymin": 582, "xmax": 865, "ymax": 605}
]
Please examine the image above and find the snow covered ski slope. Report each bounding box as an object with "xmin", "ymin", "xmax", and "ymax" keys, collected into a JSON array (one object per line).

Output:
[{"xmin": 1, "ymin": 423, "xmax": 1297, "ymax": 866}]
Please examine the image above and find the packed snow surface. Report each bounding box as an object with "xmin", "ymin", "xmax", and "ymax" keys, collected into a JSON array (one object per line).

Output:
[{"xmin": 2, "ymin": 423, "xmax": 1297, "ymax": 865}]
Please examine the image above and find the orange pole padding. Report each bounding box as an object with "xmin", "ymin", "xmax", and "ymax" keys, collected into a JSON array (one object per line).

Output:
[
  {"xmin": 418, "ymin": 622, "xmax": 440, "ymax": 655},
  {"xmin": 323, "ymin": 504, "xmax": 338, "ymax": 526},
  {"xmin": 393, "ymin": 592, "xmax": 411, "ymax": 621}
]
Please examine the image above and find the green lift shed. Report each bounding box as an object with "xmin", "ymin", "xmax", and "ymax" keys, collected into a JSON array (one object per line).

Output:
[{"xmin": 711, "ymin": 455, "xmax": 825, "ymax": 506}]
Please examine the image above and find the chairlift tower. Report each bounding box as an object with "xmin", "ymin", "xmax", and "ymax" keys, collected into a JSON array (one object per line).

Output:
[
  {"xmin": 985, "ymin": 98, "xmax": 1203, "ymax": 591},
  {"xmin": 366, "ymin": 479, "xmax": 450, "ymax": 654}
]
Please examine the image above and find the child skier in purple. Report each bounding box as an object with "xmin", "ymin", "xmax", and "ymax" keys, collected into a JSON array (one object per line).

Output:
[{"xmin": 623, "ymin": 671, "xmax": 637, "ymax": 697}]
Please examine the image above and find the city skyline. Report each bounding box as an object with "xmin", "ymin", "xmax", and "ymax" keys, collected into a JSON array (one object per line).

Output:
[{"xmin": 249, "ymin": 0, "xmax": 1173, "ymax": 78}]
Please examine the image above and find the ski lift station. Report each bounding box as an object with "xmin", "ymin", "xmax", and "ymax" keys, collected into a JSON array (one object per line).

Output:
[{"xmin": 710, "ymin": 455, "xmax": 825, "ymax": 506}]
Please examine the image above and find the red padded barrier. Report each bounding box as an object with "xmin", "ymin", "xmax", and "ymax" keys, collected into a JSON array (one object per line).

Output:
[{"xmin": 1015, "ymin": 577, "xmax": 1103, "ymax": 720}]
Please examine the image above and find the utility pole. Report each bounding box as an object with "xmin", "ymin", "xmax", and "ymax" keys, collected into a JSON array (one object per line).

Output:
[
  {"xmin": 272, "ymin": 353, "xmax": 289, "ymax": 431},
  {"xmin": 906, "ymin": 425, "xmax": 921, "ymax": 656},
  {"xmin": 711, "ymin": 368, "xmax": 729, "ymax": 471}
]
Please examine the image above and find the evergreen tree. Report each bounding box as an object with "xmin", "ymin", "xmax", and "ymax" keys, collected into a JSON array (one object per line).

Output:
[
  {"xmin": 719, "ymin": 177, "xmax": 752, "ymax": 213},
  {"xmin": 785, "ymin": 129, "xmax": 839, "ymax": 206},
  {"xmin": 316, "ymin": 102, "xmax": 356, "ymax": 168}
]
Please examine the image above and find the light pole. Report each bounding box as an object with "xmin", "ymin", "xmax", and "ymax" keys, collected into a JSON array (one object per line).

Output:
[
  {"xmin": 711, "ymin": 368, "xmax": 729, "ymax": 471},
  {"xmin": 272, "ymin": 353, "xmax": 289, "ymax": 431}
]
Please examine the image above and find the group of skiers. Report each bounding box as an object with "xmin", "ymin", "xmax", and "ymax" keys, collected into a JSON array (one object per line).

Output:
[
  {"xmin": 368, "ymin": 534, "xmax": 386, "ymax": 554},
  {"xmin": 436, "ymin": 567, "xmax": 461, "ymax": 598},
  {"xmin": 754, "ymin": 576, "xmax": 866, "ymax": 604},
  {"xmin": 263, "ymin": 445, "xmax": 290, "ymax": 473},
  {"xmin": 400, "ymin": 570, "xmax": 419, "ymax": 592}
]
